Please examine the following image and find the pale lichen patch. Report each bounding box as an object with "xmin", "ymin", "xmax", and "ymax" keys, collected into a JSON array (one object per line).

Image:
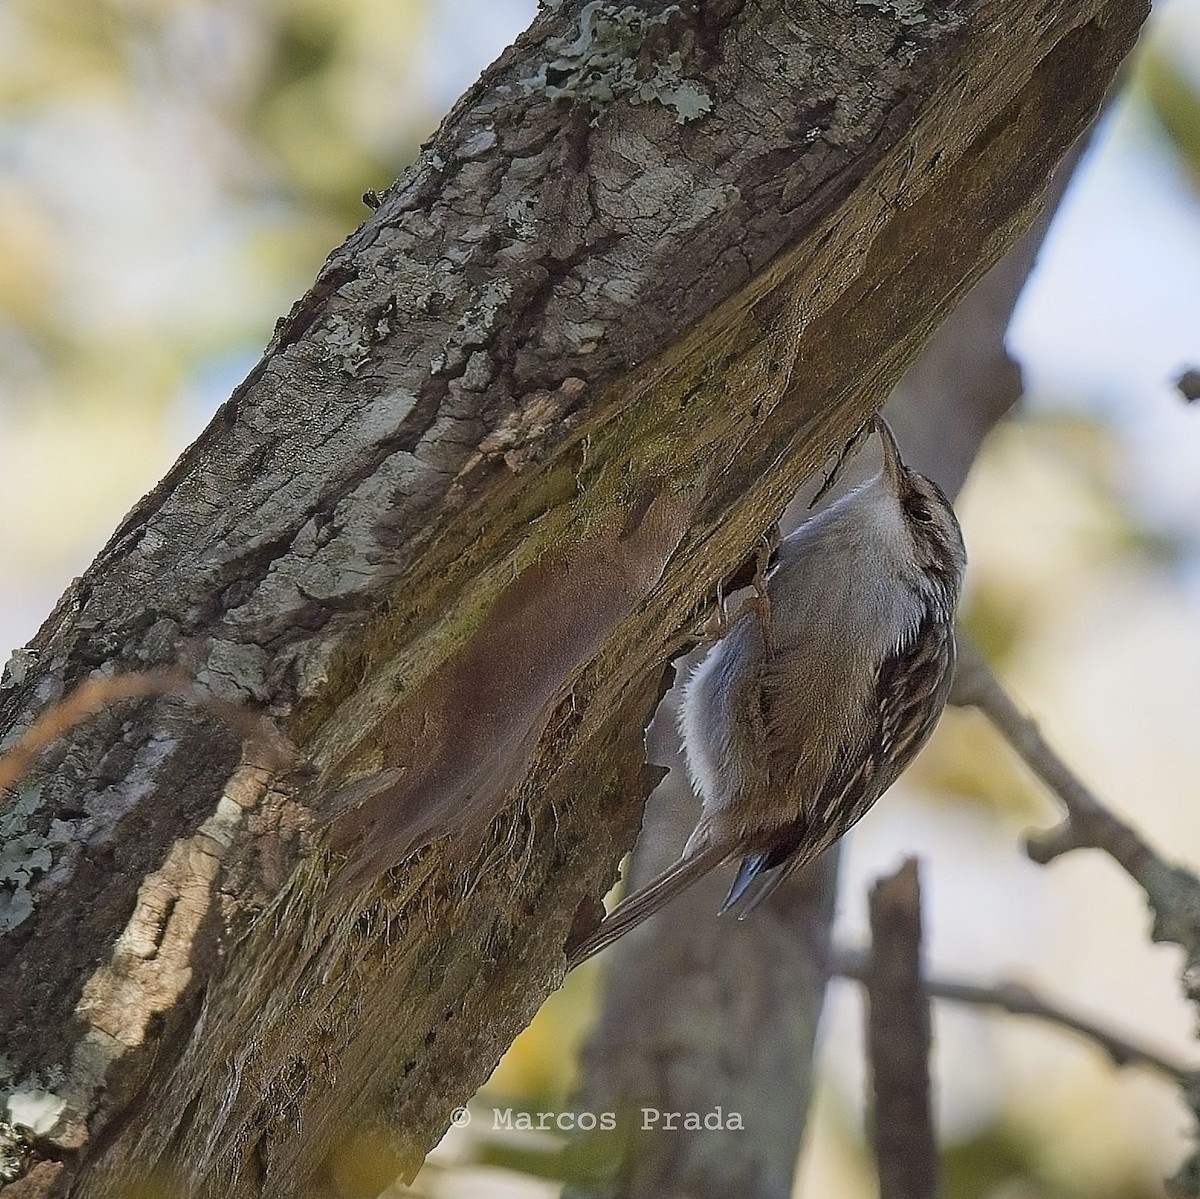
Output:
[
  {"xmin": 0, "ymin": 1120, "xmax": 26, "ymax": 1183},
  {"xmin": 454, "ymin": 278, "xmax": 514, "ymax": 349},
  {"xmin": 2, "ymin": 1061, "xmax": 70, "ymax": 1171},
  {"xmin": 0, "ymin": 788, "xmax": 75, "ymax": 933},
  {"xmin": 859, "ymin": 0, "xmax": 960, "ymax": 27},
  {"xmin": 461, "ymin": 351, "xmax": 496, "ymax": 392},
  {"xmin": 502, "ymin": 197, "xmax": 538, "ymax": 239},
  {"xmin": 5, "ymin": 1087, "xmax": 66, "ymax": 1137},
  {"xmin": 563, "ymin": 320, "xmax": 606, "ymax": 354},
  {"xmin": 855, "ymin": 0, "xmax": 932, "ymax": 26},
  {"xmin": 457, "ymin": 126, "xmax": 498, "ymax": 160},
  {"xmin": 522, "ymin": 2, "xmax": 711, "ymax": 124},
  {"xmin": 320, "ymin": 314, "xmax": 373, "ymax": 377},
  {"xmin": 631, "ymin": 52, "xmax": 712, "ymax": 123},
  {"xmin": 0, "ymin": 648, "xmax": 38, "ymax": 693}
]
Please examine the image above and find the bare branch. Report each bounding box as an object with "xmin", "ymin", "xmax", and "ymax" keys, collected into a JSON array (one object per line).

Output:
[
  {"xmin": 837, "ymin": 948, "xmax": 1195, "ymax": 1084},
  {"xmin": 865, "ymin": 859, "xmax": 937, "ymax": 1199},
  {"xmin": 951, "ymin": 634, "xmax": 1200, "ymax": 1191},
  {"xmin": 951, "ymin": 636, "xmax": 1200, "ymax": 949},
  {"xmin": 951, "ymin": 637, "xmax": 1159, "ymax": 872}
]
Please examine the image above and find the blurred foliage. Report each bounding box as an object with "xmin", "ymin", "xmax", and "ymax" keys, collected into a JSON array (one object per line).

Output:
[
  {"xmin": 905, "ymin": 705, "xmax": 1049, "ymax": 822},
  {"xmin": 0, "ymin": 0, "xmax": 448, "ymax": 652},
  {"xmin": 941, "ymin": 1124, "xmax": 1164, "ymax": 1199},
  {"xmin": 471, "ymin": 1115, "xmax": 627, "ymax": 1187},
  {"xmin": 0, "ymin": 0, "xmax": 433, "ymax": 423}
]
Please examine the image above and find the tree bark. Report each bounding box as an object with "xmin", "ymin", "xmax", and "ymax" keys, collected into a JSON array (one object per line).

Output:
[
  {"xmin": 564, "ymin": 129, "xmax": 1085, "ymax": 1199},
  {"xmin": 0, "ymin": 1, "xmax": 1146, "ymax": 1196}
]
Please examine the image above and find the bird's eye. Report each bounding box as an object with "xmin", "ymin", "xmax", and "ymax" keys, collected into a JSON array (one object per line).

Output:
[{"xmin": 906, "ymin": 499, "xmax": 933, "ymax": 523}]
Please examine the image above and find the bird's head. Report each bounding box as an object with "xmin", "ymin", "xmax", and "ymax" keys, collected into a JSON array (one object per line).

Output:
[{"xmin": 875, "ymin": 416, "xmax": 966, "ymax": 604}]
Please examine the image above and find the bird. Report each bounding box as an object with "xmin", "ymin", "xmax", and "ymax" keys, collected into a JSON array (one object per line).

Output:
[{"xmin": 568, "ymin": 416, "xmax": 965, "ymax": 966}]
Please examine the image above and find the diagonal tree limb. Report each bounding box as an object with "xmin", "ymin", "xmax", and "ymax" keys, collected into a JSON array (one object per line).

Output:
[{"xmin": 565, "ymin": 114, "xmax": 1096, "ymax": 1199}]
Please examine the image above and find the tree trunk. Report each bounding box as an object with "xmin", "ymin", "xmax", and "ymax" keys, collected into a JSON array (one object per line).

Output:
[
  {"xmin": 564, "ymin": 131, "xmax": 1084, "ymax": 1198},
  {"xmin": 0, "ymin": 2, "xmax": 1146, "ymax": 1196}
]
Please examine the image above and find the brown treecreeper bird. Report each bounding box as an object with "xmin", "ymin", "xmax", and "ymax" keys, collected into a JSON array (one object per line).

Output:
[{"xmin": 569, "ymin": 417, "xmax": 965, "ymax": 965}]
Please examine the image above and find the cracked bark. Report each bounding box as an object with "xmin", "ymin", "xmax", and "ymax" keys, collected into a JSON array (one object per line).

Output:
[
  {"xmin": 563, "ymin": 130, "xmax": 1086, "ymax": 1199},
  {"xmin": 0, "ymin": 1, "xmax": 1146, "ymax": 1196}
]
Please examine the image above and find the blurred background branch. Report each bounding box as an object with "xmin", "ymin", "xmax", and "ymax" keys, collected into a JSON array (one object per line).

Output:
[
  {"xmin": 836, "ymin": 950, "xmax": 1193, "ymax": 1084},
  {"xmin": 865, "ymin": 859, "xmax": 938, "ymax": 1199},
  {"xmin": 952, "ymin": 633, "xmax": 1200, "ymax": 1190}
]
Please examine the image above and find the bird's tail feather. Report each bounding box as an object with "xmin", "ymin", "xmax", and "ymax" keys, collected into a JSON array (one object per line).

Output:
[
  {"xmin": 719, "ymin": 850, "xmax": 775, "ymax": 915},
  {"xmin": 720, "ymin": 845, "xmax": 818, "ymax": 918},
  {"xmin": 567, "ymin": 842, "xmax": 733, "ymax": 968},
  {"xmin": 722, "ymin": 860, "xmax": 790, "ymax": 917}
]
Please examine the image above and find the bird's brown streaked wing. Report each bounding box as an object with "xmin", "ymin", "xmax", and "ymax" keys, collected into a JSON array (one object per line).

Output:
[
  {"xmin": 812, "ymin": 604, "xmax": 956, "ymax": 843},
  {"xmin": 875, "ymin": 610, "xmax": 956, "ymax": 770},
  {"xmin": 723, "ymin": 608, "xmax": 955, "ymax": 916}
]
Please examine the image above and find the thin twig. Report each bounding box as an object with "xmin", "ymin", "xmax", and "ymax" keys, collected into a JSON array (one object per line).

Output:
[
  {"xmin": 836, "ymin": 947, "xmax": 1194, "ymax": 1084},
  {"xmin": 865, "ymin": 859, "xmax": 937, "ymax": 1199},
  {"xmin": 950, "ymin": 636, "xmax": 1155, "ymax": 871},
  {"xmin": 0, "ymin": 673, "xmax": 298, "ymax": 804}
]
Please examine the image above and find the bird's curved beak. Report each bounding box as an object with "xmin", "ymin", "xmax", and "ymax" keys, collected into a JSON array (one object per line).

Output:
[{"xmin": 874, "ymin": 416, "xmax": 905, "ymax": 490}]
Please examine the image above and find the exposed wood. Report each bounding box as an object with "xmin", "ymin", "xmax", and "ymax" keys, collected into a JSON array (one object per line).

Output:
[{"xmin": 0, "ymin": 1, "xmax": 1148, "ymax": 1195}]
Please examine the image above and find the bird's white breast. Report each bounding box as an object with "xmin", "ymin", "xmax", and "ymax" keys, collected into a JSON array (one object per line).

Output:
[{"xmin": 679, "ymin": 472, "xmax": 924, "ymax": 817}]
